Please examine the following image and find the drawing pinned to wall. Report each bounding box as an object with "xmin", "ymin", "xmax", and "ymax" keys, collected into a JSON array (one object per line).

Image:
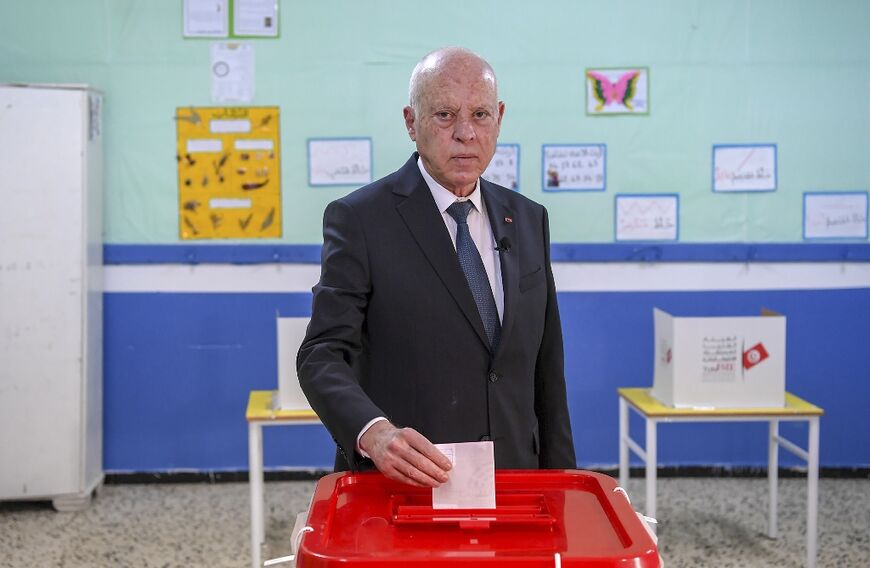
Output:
[
  {"xmin": 542, "ymin": 144, "xmax": 606, "ymax": 192},
  {"xmin": 211, "ymin": 42, "xmax": 255, "ymax": 103},
  {"xmin": 803, "ymin": 191, "xmax": 868, "ymax": 240},
  {"xmin": 615, "ymin": 194, "xmax": 679, "ymax": 241},
  {"xmin": 308, "ymin": 138, "xmax": 372, "ymax": 186},
  {"xmin": 713, "ymin": 144, "xmax": 777, "ymax": 192},
  {"xmin": 585, "ymin": 67, "xmax": 649, "ymax": 115},
  {"xmin": 175, "ymin": 106, "xmax": 281, "ymax": 240},
  {"xmin": 482, "ymin": 143, "xmax": 520, "ymax": 191}
]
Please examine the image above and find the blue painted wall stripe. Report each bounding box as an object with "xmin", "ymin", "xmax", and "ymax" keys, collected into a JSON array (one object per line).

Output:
[
  {"xmin": 103, "ymin": 288, "xmax": 870, "ymax": 472},
  {"xmin": 104, "ymin": 243, "xmax": 870, "ymax": 265}
]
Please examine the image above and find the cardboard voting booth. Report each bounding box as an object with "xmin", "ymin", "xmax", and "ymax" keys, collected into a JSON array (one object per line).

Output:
[
  {"xmin": 276, "ymin": 317, "xmax": 313, "ymax": 411},
  {"xmin": 651, "ymin": 308, "xmax": 786, "ymax": 409},
  {"xmin": 293, "ymin": 470, "xmax": 660, "ymax": 567}
]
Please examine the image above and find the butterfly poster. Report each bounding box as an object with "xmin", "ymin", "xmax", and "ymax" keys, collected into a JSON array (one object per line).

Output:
[{"xmin": 585, "ymin": 67, "xmax": 649, "ymax": 115}]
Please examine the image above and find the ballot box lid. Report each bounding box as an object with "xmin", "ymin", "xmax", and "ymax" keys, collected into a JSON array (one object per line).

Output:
[{"xmin": 297, "ymin": 469, "xmax": 660, "ymax": 567}]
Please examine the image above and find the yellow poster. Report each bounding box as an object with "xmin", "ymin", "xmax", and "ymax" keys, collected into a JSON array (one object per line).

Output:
[{"xmin": 175, "ymin": 106, "xmax": 281, "ymax": 239}]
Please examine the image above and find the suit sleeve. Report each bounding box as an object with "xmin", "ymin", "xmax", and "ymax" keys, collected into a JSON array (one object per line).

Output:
[
  {"xmin": 297, "ymin": 199, "xmax": 385, "ymax": 468},
  {"xmin": 534, "ymin": 206, "xmax": 577, "ymax": 468}
]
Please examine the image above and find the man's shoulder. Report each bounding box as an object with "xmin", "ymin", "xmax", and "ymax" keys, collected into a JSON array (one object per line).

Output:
[
  {"xmin": 482, "ymin": 178, "xmax": 545, "ymax": 213},
  {"xmin": 334, "ymin": 155, "xmax": 419, "ymax": 209}
]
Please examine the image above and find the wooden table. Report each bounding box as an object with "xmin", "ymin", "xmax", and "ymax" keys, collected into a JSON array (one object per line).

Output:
[{"xmin": 617, "ymin": 387, "xmax": 823, "ymax": 568}]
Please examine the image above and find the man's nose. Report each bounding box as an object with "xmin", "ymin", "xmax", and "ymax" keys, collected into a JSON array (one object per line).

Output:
[{"xmin": 453, "ymin": 117, "xmax": 475, "ymax": 142}]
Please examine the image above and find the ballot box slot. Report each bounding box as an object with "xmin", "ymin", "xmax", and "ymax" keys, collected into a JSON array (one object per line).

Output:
[{"xmin": 391, "ymin": 492, "xmax": 555, "ymax": 530}]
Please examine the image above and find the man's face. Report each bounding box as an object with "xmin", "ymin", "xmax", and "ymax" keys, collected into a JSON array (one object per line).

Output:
[{"xmin": 404, "ymin": 62, "xmax": 505, "ymax": 196}]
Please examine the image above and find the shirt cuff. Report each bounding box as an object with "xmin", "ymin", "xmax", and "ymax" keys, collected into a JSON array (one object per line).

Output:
[{"xmin": 356, "ymin": 416, "xmax": 388, "ymax": 458}]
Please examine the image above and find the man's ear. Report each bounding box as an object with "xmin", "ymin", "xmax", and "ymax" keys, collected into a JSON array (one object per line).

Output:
[
  {"xmin": 497, "ymin": 101, "xmax": 505, "ymax": 128},
  {"xmin": 403, "ymin": 106, "xmax": 416, "ymax": 141}
]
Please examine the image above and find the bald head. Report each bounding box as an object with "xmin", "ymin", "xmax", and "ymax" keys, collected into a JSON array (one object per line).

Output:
[
  {"xmin": 408, "ymin": 47, "xmax": 498, "ymax": 115},
  {"xmin": 402, "ymin": 46, "xmax": 505, "ymax": 196}
]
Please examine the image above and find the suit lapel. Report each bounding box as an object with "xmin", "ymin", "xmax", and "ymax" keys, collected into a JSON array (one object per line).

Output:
[
  {"xmin": 393, "ymin": 156, "xmax": 491, "ymax": 350},
  {"xmin": 481, "ymin": 179, "xmax": 518, "ymax": 358}
]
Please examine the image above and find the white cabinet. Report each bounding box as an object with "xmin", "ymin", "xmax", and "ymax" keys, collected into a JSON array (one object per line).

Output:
[{"xmin": 0, "ymin": 84, "xmax": 103, "ymax": 510}]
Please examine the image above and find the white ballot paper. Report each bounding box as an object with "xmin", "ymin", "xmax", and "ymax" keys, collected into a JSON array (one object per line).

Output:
[{"xmin": 432, "ymin": 441, "xmax": 496, "ymax": 509}]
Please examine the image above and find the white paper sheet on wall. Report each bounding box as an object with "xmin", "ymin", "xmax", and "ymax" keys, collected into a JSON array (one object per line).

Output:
[
  {"xmin": 234, "ymin": 0, "xmax": 279, "ymax": 37},
  {"xmin": 482, "ymin": 144, "xmax": 520, "ymax": 191},
  {"xmin": 615, "ymin": 194, "xmax": 679, "ymax": 241},
  {"xmin": 804, "ymin": 192, "xmax": 868, "ymax": 239},
  {"xmin": 542, "ymin": 144, "xmax": 606, "ymax": 191},
  {"xmin": 184, "ymin": 0, "xmax": 229, "ymax": 37},
  {"xmin": 308, "ymin": 138, "xmax": 372, "ymax": 186},
  {"xmin": 211, "ymin": 42, "xmax": 255, "ymax": 103},
  {"xmin": 713, "ymin": 144, "xmax": 777, "ymax": 192}
]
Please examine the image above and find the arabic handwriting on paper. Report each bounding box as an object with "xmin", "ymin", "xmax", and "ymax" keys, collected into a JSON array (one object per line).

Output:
[
  {"xmin": 308, "ymin": 139, "xmax": 372, "ymax": 186},
  {"xmin": 804, "ymin": 193, "xmax": 869, "ymax": 239},
  {"xmin": 323, "ymin": 163, "xmax": 370, "ymax": 180},
  {"xmin": 701, "ymin": 335, "xmax": 740, "ymax": 383},
  {"xmin": 713, "ymin": 145, "xmax": 777, "ymax": 192},
  {"xmin": 542, "ymin": 145, "xmax": 605, "ymax": 191},
  {"xmin": 616, "ymin": 196, "xmax": 678, "ymax": 241}
]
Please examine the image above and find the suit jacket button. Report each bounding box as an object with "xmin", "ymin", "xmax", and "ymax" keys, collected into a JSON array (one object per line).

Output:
[
  {"xmin": 488, "ymin": 371, "xmax": 499, "ymax": 383},
  {"xmin": 479, "ymin": 435, "xmax": 491, "ymax": 442}
]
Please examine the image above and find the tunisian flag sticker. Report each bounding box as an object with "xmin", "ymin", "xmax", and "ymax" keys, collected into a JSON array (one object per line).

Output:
[{"xmin": 743, "ymin": 342, "xmax": 770, "ymax": 370}]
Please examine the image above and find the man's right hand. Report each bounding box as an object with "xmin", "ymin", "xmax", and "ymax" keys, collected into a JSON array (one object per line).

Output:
[{"xmin": 359, "ymin": 420, "xmax": 452, "ymax": 487}]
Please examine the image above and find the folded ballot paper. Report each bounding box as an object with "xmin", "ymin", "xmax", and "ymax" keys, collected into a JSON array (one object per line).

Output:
[{"xmin": 432, "ymin": 441, "xmax": 496, "ymax": 509}]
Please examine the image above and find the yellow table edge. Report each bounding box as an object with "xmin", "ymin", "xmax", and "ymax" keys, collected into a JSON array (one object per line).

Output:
[
  {"xmin": 246, "ymin": 390, "xmax": 320, "ymax": 422},
  {"xmin": 617, "ymin": 387, "xmax": 824, "ymax": 417}
]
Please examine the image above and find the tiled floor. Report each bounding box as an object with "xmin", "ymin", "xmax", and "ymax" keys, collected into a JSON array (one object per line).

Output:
[{"xmin": 0, "ymin": 477, "xmax": 867, "ymax": 567}]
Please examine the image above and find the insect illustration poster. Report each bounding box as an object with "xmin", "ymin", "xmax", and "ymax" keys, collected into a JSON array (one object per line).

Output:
[
  {"xmin": 585, "ymin": 67, "xmax": 649, "ymax": 115},
  {"xmin": 175, "ymin": 106, "xmax": 281, "ymax": 240}
]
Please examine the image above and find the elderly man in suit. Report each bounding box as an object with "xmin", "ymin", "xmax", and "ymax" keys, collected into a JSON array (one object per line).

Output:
[{"xmin": 298, "ymin": 46, "xmax": 575, "ymax": 487}]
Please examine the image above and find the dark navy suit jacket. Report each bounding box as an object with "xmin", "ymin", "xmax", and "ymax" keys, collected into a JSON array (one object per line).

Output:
[{"xmin": 297, "ymin": 153, "xmax": 575, "ymax": 471}]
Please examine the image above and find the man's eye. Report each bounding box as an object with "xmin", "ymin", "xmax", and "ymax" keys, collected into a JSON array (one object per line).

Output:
[
  {"xmin": 474, "ymin": 111, "xmax": 490, "ymax": 119},
  {"xmin": 436, "ymin": 112, "xmax": 452, "ymax": 119}
]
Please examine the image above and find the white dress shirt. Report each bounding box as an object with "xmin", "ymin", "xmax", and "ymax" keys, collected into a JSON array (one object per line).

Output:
[
  {"xmin": 356, "ymin": 158, "xmax": 506, "ymax": 456},
  {"xmin": 417, "ymin": 157, "xmax": 505, "ymax": 322}
]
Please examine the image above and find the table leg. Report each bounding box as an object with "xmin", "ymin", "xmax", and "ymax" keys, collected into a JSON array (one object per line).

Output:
[
  {"xmin": 645, "ymin": 418, "xmax": 657, "ymax": 522},
  {"xmin": 768, "ymin": 419, "xmax": 779, "ymax": 539},
  {"xmin": 249, "ymin": 422, "xmax": 264, "ymax": 568},
  {"xmin": 807, "ymin": 417, "xmax": 820, "ymax": 568},
  {"xmin": 619, "ymin": 397, "xmax": 629, "ymax": 490}
]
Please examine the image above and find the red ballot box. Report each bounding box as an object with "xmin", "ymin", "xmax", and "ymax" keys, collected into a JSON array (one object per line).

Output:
[{"xmin": 296, "ymin": 470, "xmax": 661, "ymax": 567}]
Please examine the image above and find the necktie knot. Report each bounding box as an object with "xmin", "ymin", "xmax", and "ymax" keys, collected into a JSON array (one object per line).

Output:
[{"xmin": 446, "ymin": 200, "xmax": 474, "ymax": 225}]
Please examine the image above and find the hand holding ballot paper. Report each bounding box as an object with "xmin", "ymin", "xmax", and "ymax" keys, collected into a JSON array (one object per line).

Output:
[{"xmin": 433, "ymin": 441, "xmax": 496, "ymax": 509}]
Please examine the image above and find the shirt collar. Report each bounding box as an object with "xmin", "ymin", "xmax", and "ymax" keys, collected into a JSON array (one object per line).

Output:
[{"xmin": 417, "ymin": 156, "xmax": 482, "ymax": 215}]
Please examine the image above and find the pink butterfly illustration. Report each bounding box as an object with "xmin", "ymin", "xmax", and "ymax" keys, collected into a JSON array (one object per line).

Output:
[{"xmin": 586, "ymin": 70, "xmax": 641, "ymax": 111}]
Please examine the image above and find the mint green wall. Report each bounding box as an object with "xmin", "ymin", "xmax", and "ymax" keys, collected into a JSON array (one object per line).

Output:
[{"xmin": 2, "ymin": 1, "xmax": 868, "ymax": 243}]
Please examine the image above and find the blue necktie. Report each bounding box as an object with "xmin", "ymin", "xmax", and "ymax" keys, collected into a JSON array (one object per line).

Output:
[{"xmin": 446, "ymin": 201, "xmax": 501, "ymax": 350}]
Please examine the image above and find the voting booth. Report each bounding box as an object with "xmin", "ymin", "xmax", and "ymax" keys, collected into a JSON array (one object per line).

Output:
[
  {"xmin": 651, "ymin": 308, "xmax": 786, "ymax": 408},
  {"xmin": 276, "ymin": 317, "xmax": 313, "ymax": 411},
  {"xmin": 292, "ymin": 470, "xmax": 660, "ymax": 567}
]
